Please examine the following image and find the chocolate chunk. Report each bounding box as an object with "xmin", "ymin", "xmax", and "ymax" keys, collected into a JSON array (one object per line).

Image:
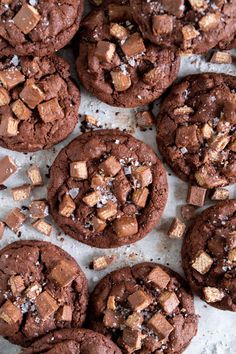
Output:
[
  {"xmin": 148, "ymin": 313, "xmax": 173, "ymax": 339},
  {"xmin": 122, "ymin": 327, "xmax": 143, "ymax": 352},
  {"xmin": 128, "ymin": 290, "xmax": 152, "ymax": 311},
  {"xmin": 4, "ymin": 208, "xmax": 26, "ymax": 233},
  {"xmin": 210, "ymin": 51, "xmax": 232, "ymax": 64},
  {"xmin": 135, "ymin": 110, "xmax": 154, "ymax": 129},
  {"xmin": 211, "ymin": 188, "xmax": 229, "ymax": 201},
  {"xmin": 59, "ymin": 194, "xmax": 76, "ymax": 218},
  {"xmin": 29, "ymin": 200, "xmax": 48, "ymax": 219},
  {"xmin": 70, "ymin": 161, "xmax": 88, "ymax": 180},
  {"xmin": 110, "ymin": 23, "xmax": 128, "ymax": 40},
  {"xmin": 11, "ymin": 184, "xmax": 31, "ymax": 201},
  {"xmin": 132, "ymin": 188, "xmax": 149, "ymax": 208},
  {"xmin": 27, "ymin": 165, "xmax": 43, "ymax": 186},
  {"xmin": 36, "ymin": 291, "xmax": 59, "ymax": 320},
  {"xmin": 203, "ymin": 287, "xmax": 224, "ymax": 303},
  {"xmin": 0, "ymin": 115, "xmax": 19, "ymax": 137},
  {"xmin": 12, "ymin": 99, "xmax": 31, "ymax": 121},
  {"xmin": 152, "ymin": 15, "xmax": 174, "ymax": 35},
  {"xmin": 111, "ymin": 70, "xmax": 131, "ymax": 92},
  {"xmin": 95, "ymin": 41, "xmax": 116, "ymax": 63},
  {"xmin": 49, "ymin": 260, "xmax": 78, "ymax": 287},
  {"xmin": 113, "ymin": 216, "xmax": 138, "ymax": 237},
  {"xmin": 192, "ymin": 251, "xmax": 213, "ymax": 275},
  {"xmin": 133, "ymin": 166, "xmax": 152, "ymax": 188},
  {"xmin": 20, "ymin": 83, "xmax": 45, "ymax": 109},
  {"xmin": 9, "ymin": 275, "xmax": 25, "ymax": 296},
  {"xmin": 121, "ymin": 33, "xmax": 146, "ymax": 57},
  {"xmin": 0, "ymin": 69, "xmax": 25, "ymax": 90},
  {"xmin": 168, "ymin": 217, "xmax": 186, "ymax": 239},
  {"xmin": 0, "ymin": 300, "xmax": 21, "ymax": 324},
  {"xmin": 159, "ymin": 291, "xmax": 180, "ymax": 314},
  {"xmin": 56, "ymin": 305, "xmax": 72, "ymax": 322},
  {"xmin": 38, "ymin": 98, "xmax": 64, "ymax": 123},
  {"xmin": 0, "ymin": 156, "xmax": 17, "ymax": 184},
  {"xmin": 100, "ymin": 156, "xmax": 121, "ymax": 177},
  {"xmin": 187, "ymin": 185, "xmax": 207, "ymax": 207},
  {"xmin": 91, "ymin": 255, "xmax": 116, "ymax": 271},
  {"xmin": 0, "ymin": 87, "xmax": 10, "ymax": 106},
  {"xmin": 181, "ymin": 205, "xmax": 196, "ymax": 221},
  {"xmin": 147, "ymin": 266, "xmax": 170, "ymax": 290},
  {"xmin": 13, "ymin": 4, "xmax": 41, "ymax": 35},
  {"xmin": 83, "ymin": 191, "xmax": 102, "ymax": 207},
  {"xmin": 97, "ymin": 201, "xmax": 117, "ymax": 221},
  {"xmin": 32, "ymin": 219, "xmax": 52, "ymax": 236}
]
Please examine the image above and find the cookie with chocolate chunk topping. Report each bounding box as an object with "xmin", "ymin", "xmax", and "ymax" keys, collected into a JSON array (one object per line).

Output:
[
  {"xmin": 0, "ymin": 0, "xmax": 84, "ymax": 57},
  {"xmin": 75, "ymin": 3, "xmax": 180, "ymax": 108},
  {"xmin": 0, "ymin": 55, "xmax": 80, "ymax": 152},
  {"xmin": 182, "ymin": 199, "xmax": 236, "ymax": 311},
  {"xmin": 131, "ymin": 0, "xmax": 236, "ymax": 54},
  {"xmin": 47, "ymin": 129, "xmax": 168, "ymax": 248},
  {"xmin": 156, "ymin": 73, "xmax": 236, "ymax": 189},
  {"xmin": 88, "ymin": 262, "xmax": 198, "ymax": 353},
  {"xmin": 0, "ymin": 240, "xmax": 88, "ymax": 346}
]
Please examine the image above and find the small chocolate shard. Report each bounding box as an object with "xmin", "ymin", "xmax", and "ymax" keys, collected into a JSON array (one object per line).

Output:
[
  {"xmin": 91, "ymin": 255, "xmax": 116, "ymax": 271},
  {"xmin": 56, "ymin": 305, "xmax": 72, "ymax": 322},
  {"xmin": 0, "ymin": 156, "xmax": 17, "ymax": 184},
  {"xmin": 211, "ymin": 188, "xmax": 229, "ymax": 201},
  {"xmin": 168, "ymin": 217, "xmax": 186, "ymax": 239},
  {"xmin": 9, "ymin": 275, "xmax": 25, "ymax": 296},
  {"xmin": 27, "ymin": 165, "xmax": 43, "ymax": 186},
  {"xmin": 32, "ymin": 219, "xmax": 52, "ymax": 236},
  {"xmin": 135, "ymin": 110, "xmax": 154, "ymax": 129},
  {"xmin": 95, "ymin": 41, "xmax": 116, "ymax": 63}
]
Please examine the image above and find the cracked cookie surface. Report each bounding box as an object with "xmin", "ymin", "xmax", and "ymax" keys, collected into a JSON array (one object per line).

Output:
[
  {"xmin": 0, "ymin": 240, "xmax": 88, "ymax": 346},
  {"xmin": 0, "ymin": 55, "xmax": 80, "ymax": 152}
]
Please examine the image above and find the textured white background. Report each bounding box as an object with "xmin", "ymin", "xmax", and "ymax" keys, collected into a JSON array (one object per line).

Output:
[{"xmin": 0, "ymin": 6, "xmax": 236, "ymax": 353}]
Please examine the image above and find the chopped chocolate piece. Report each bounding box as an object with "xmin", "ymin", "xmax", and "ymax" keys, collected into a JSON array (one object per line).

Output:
[
  {"xmin": 152, "ymin": 14, "xmax": 173, "ymax": 35},
  {"xmin": 122, "ymin": 327, "xmax": 143, "ymax": 352},
  {"xmin": 128, "ymin": 290, "xmax": 152, "ymax": 311},
  {"xmin": 159, "ymin": 291, "xmax": 180, "ymax": 314},
  {"xmin": 4, "ymin": 208, "xmax": 26, "ymax": 233},
  {"xmin": 187, "ymin": 185, "xmax": 207, "ymax": 207},
  {"xmin": 110, "ymin": 23, "xmax": 128, "ymax": 40},
  {"xmin": 27, "ymin": 165, "xmax": 43, "ymax": 186},
  {"xmin": 0, "ymin": 300, "xmax": 21, "ymax": 324},
  {"xmin": 147, "ymin": 266, "xmax": 170, "ymax": 290},
  {"xmin": 121, "ymin": 33, "xmax": 146, "ymax": 58},
  {"xmin": 203, "ymin": 287, "xmax": 224, "ymax": 303},
  {"xmin": 56, "ymin": 305, "xmax": 72, "ymax": 322},
  {"xmin": 228, "ymin": 249, "xmax": 236, "ymax": 262},
  {"xmin": 84, "ymin": 115, "xmax": 98, "ymax": 126},
  {"xmin": 38, "ymin": 98, "xmax": 64, "ymax": 123},
  {"xmin": 70, "ymin": 161, "xmax": 88, "ymax": 180},
  {"xmin": 0, "ymin": 221, "xmax": 5, "ymax": 239},
  {"xmin": 97, "ymin": 201, "xmax": 117, "ymax": 221},
  {"xmin": 83, "ymin": 191, "xmax": 102, "ymax": 207},
  {"xmin": 210, "ymin": 51, "xmax": 232, "ymax": 64},
  {"xmin": 0, "ymin": 69, "xmax": 25, "ymax": 90},
  {"xmin": 0, "ymin": 87, "xmax": 10, "ymax": 106},
  {"xmin": 182, "ymin": 25, "xmax": 200, "ymax": 42},
  {"xmin": 192, "ymin": 251, "xmax": 213, "ymax": 274},
  {"xmin": 135, "ymin": 110, "xmax": 154, "ymax": 129},
  {"xmin": 95, "ymin": 41, "xmax": 116, "ymax": 63},
  {"xmin": 9, "ymin": 275, "xmax": 25, "ymax": 296},
  {"xmin": 211, "ymin": 188, "xmax": 229, "ymax": 201},
  {"xmin": 25, "ymin": 282, "xmax": 42, "ymax": 300},
  {"xmin": 103, "ymin": 309, "xmax": 120, "ymax": 328},
  {"xmin": 148, "ymin": 313, "xmax": 173, "ymax": 339},
  {"xmin": 107, "ymin": 296, "xmax": 116, "ymax": 311},
  {"xmin": 132, "ymin": 188, "xmax": 149, "ymax": 208},
  {"xmin": 175, "ymin": 125, "xmax": 198, "ymax": 148},
  {"xmin": 201, "ymin": 123, "xmax": 213, "ymax": 139},
  {"xmin": 133, "ymin": 166, "xmax": 152, "ymax": 188},
  {"xmin": 100, "ymin": 156, "xmax": 121, "ymax": 177},
  {"xmin": 91, "ymin": 255, "xmax": 116, "ymax": 271},
  {"xmin": 13, "ymin": 4, "xmax": 41, "ymax": 35},
  {"xmin": 199, "ymin": 13, "xmax": 221, "ymax": 32},
  {"xmin": 0, "ymin": 156, "xmax": 17, "ymax": 184},
  {"xmin": 36, "ymin": 291, "xmax": 58, "ymax": 320},
  {"xmin": 20, "ymin": 83, "xmax": 45, "ymax": 109},
  {"xmin": 168, "ymin": 217, "xmax": 186, "ymax": 239},
  {"xmin": 188, "ymin": 0, "xmax": 208, "ymax": 11},
  {"xmin": 11, "ymin": 99, "xmax": 32, "ymax": 121},
  {"xmin": 0, "ymin": 115, "xmax": 19, "ymax": 137},
  {"xmin": 92, "ymin": 216, "xmax": 106, "ymax": 232},
  {"xmin": 32, "ymin": 219, "xmax": 52, "ymax": 236},
  {"xmin": 91, "ymin": 174, "xmax": 106, "ymax": 189},
  {"xmin": 11, "ymin": 184, "xmax": 31, "ymax": 201},
  {"xmin": 111, "ymin": 70, "xmax": 132, "ymax": 92},
  {"xmin": 227, "ymin": 232, "xmax": 236, "ymax": 250},
  {"xmin": 49, "ymin": 260, "xmax": 78, "ymax": 287},
  {"xmin": 125, "ymin": 312, "xmax": 143, "ymax": 330},
  {"xmin": 29, "ymin": 200, "xmax": 48, "ymax": 219},
  {"xmin": 59, "ymin": 194, "xmax": 76, "ymax": 218},
  {"xmin": 181, "ymin": 205, "xmax": 196, "ymax": 221},
  {"xmin": 108, "ymin": 4, "xmax": 129, "ymax": 21},
  {"xmin": 113, "ymin": 216, "xmax": 138, "ymax": 237}
]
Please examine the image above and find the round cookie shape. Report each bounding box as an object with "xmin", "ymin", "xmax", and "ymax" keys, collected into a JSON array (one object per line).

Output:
[
  {"xmin": 0, "ymin": 0, "xmax": 84, "ymax": 57},
  {"xmin": 0, "ymin": 240, "xmax": 88, "ymax": 346},
  {"xmin": 21, "ymin": 328, "xmax": 122, "ymax": 354},
  {"xmin": 156, "ymin": 73, "xmax": 236, "ymax": 189},
  {"xmin": 88, "ymin": 262, "xmax": 198, "ymax": 353},
  {"xmin": 0, "ymin": 55, "xmax": 80, "ymax": 152},
  {"xmin": 131, "ymin": 0, "xmax": 236, "ymax": 54},
  {"xmin": 75, "ymin": 3, "xmax": 180, "ymax": 108},
  {"xmin": 47, "ymin": 129, "xmax": 168, "ymax": 248},
  {"xmin": 182, "ymin": 200, "xmax": 236, "ymax": 311}
]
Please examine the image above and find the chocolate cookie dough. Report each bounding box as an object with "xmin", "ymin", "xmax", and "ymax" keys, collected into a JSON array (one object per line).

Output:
[
  {"xmin": 22, "ymin": 328, "xmax": 122, "ymax": 354},
  {"xmin": 0, "ymin": 0, "xmax": 84, "ymax": 57},
  {"xmin": 75, "ymin": 3, "xmax": 180, "ymax": 108},
  {"xmin": 48, "ymin": 129, "xmax": 168, "ymax": 248},
  {"xmin": 182, "ymin": 200, "xmax": 236, "ymax": 311},
  {"xmin": 0, "ymin": 55, "xmax": 80, "ymax": 152},
  {"xmin": 131, "ymin": 0, "xmax": 236, "ymax": 54},
  {"xmin": 156, "ymin": 73, "xmax": 236, "ymax": 189},
  {"xmin": 0, "ymin": 240, "xmax": 88, "ymax": 346},
  {"xmin": 88, "ymin": 262, "xmax": 198, "ymax": 353}
]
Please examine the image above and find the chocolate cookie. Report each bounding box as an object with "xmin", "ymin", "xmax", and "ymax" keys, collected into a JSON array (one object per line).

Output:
[
  {"xmin": 88, "ymin": 262, "xmax": 198, "ymax": 353},
  {"xmin": 0, "ymin": 0, "xmax": 84, "ymax": 57},
  {"xmin": 182, "ymin": 200, "xmax": 236, "ymax": 311},
  {"xmin": 131, "ymin": 0, "xmax": 236, "ymax": 54},
  {"xmin": 0, "ymin": 240, "xmax": 88, "ymax": 346},
  {"xmin": 156, "ymin": 73, "xmax": 236, "ymax": 189},
  {"xmin": 48, "ymin": 129, "xmax": 168, "ymax": 248},
  {"xmin": 75, "ymin": 4, "xmax": 180, "ymax": 108},
  {"xmin": 21, "ymin": 328, "xmax": 122, "ymax": 354},
  {"xmin": 0, "ymin": 55, "xmax": 80, "ymax": 152}
]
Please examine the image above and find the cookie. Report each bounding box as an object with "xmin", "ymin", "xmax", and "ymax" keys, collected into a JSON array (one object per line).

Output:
[
  {"xmin": 156, "ymin": 73, "xmax": 236, "ymax": 189},
  {"xmin": 88, "ymin": 262, "xmax": 198, "ymax": 353},
  {"xmin": 0, "ymin": 0, "xmax": 84, "ymax": 57},
  {"xmin": 0, "ymin": 240, "xmax": 88, "ymax": 346},
  {"xmin": 131, "ymin": 0, "xmax": 236, "ymax": 54},
  {"xmin": 75, "ymin": 4, "xmax": 180, "ymax": 108},
  {"xmin": 21, "ymin": 328, "xmax": 122, "ymax": 354},
  {"xmin": 48, "ymin": 129, "xmax": 168, "ymax": 248},
  {"xmin": 182, "ymin": 199, "xmax": 236, "ymax": 311},
  {"xmin": 0, "ymin": 55, "xmax": 80, "ymax": 152}
]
